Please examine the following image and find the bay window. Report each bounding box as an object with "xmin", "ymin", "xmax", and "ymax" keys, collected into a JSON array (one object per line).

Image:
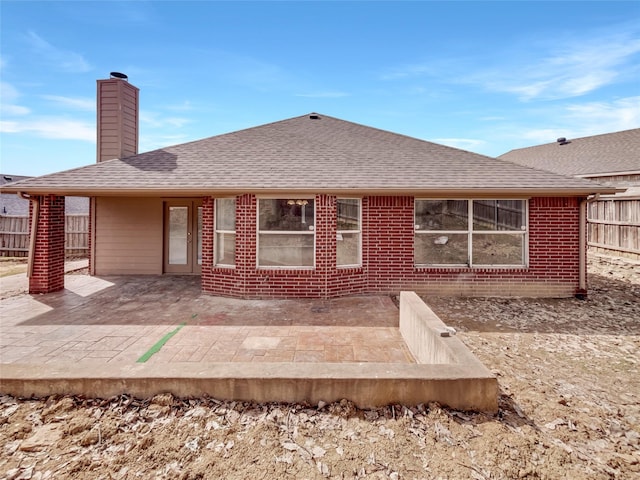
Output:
[
  {"xmin": 337, "ymin": 198, "xmax": 361, "ymax": 267},
  {"xmin": 258, "ymin": 198, "xmax": 315, "ymax": 268},
  {"xmin": 215, "ymin": 198, "xmax": 236, "ymax": 266},
  {"xmin": 415, "ymin": 199, "xmax": 527, "ymax": 267}
]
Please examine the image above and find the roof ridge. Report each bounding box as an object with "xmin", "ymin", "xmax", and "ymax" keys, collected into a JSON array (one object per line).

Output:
[
  {"xmin": 305, "ymin": 113, "xmax": 505, "ymax": 162},
  {"xmin": 140, "ymin": 113, "xmax": 320, "ymax": 154},
  {"xmin": 500, "ymin": 127, "xmax": 640, "ymax": 156}
]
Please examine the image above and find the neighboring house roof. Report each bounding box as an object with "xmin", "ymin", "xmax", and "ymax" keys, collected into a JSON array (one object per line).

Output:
[
  {"xmin": 1, "ymin": 174, "xmax": 31, "ymax": 186},
  {"xmin": 499, "ymin": 129, "xmax": 640, "ymax": 178},
  {"xmin": 610, "ymin": 186, "xmax": 640, "ymax": 199},
  {"xmin": 1, "ymin": 174, "xmax": 89, "ymax": 215},
  {"xmin": 1, "ymin": 114, "xmax": 618, "ymax": 197},
  {"xmin": 1, "ymin": 174, "xmax": 31, "ymax": 215}
]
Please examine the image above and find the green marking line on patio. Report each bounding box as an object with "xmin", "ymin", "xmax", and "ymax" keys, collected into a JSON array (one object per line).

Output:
[{"xmin": 136, "ymin": 322, "xmax": 187, "ymax": 363}]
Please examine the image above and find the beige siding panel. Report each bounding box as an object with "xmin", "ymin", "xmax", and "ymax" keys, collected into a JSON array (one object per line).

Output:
[
  {"xmin": 96, "ymin": 78, "xmax": 139, "ymax": 162},
  {"xmin": 99, "ymin": 97, "xmax": 119, "ymax": 105},
  {"xmin": 94, "ymin": 197, "xmax": 163, "ymax": 274}
]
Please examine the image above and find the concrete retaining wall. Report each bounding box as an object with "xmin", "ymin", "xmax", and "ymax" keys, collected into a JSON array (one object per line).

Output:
[
  {"xmin": 400, "ymin": 291, "xmax": 458, "ymax": 364},
  {"xmin": 1, "ymin": 361, "xmax": 498, "ymax": 412}
]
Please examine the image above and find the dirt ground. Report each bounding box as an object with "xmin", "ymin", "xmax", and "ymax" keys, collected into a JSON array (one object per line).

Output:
[
  {"xmin": 1, "ymin": 255, "xmax": 638, "ymax": 479},
  {"xmin": 0, "ymin": 258, "xmax": 27, "ymax": 278}
]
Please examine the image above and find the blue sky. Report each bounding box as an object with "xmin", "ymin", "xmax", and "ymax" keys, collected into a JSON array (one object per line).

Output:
[{"xmin": 1, "ymin": 1, "xmax": 639, "ymax": 176}]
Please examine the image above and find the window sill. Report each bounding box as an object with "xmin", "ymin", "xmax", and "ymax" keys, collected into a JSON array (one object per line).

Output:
[
  {"xmin": 415, "ymin": 265, "xmax": 528, "ymax": 272},
  {"xmin": 257, "ymin": 266, "xmax": 315, "ymax": 272}
]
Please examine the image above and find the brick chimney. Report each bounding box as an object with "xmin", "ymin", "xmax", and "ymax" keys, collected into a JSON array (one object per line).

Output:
[{"xmin": 96, "ymin": 72, "xmax": 139, "ymax": 162}]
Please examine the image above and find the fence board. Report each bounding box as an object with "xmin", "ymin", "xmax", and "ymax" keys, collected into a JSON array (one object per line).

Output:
[
  {"xmin": 0, "ymin": 214, "xmax": 89, "ymax": 257},
  {"xmin": 65, "ymin": 214, "xmax": 89, "ymax": 255},
  {"xmin": 587, "ymin": 199, "xmax": 640, "ymax": 257},
  {"xmin": 0, "ymin": 216, "xmax": 30, "ymax": 256}
]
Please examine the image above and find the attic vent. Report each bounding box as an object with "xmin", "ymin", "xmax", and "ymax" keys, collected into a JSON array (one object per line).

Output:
[
  {"xmin": 110, "ymin": 71, "xmax": 128, "ymax": 80},
  {"xmin": 309, "ymin": 114, "xmax": 320, "ymax": 120},
  {"xmin": 557, "ymin": 137, "xmax": 571, "ymax": 145}
]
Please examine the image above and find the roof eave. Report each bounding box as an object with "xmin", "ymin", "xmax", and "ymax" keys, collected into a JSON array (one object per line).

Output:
[
  {"xmin": 0, "ymin": 185, "xmax": 622, "ymax": 197},
  {"xmin": 577, "ymin": 170, "xmax": 640, "ymax": 179}
]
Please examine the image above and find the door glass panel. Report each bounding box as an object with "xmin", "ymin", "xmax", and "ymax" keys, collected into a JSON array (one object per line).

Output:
[
  {"xmin": 168, "ymin": 206, "xmax": 188, "ymax": 265},
  {"xmin": 197, "ymin": 206, "xmax": 203, "ymax": 265}
]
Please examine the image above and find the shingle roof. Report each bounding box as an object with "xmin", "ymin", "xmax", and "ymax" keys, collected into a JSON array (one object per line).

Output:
[
  {"xmin": 1, "ymin": 174, "xmax": 32, "ymax": 186},
  {"xmin": 499, "ymin": 129, "xmax": 640, "ymax": 177},
  {"xmin": 1, "ymin": 174, "xmax": 89, "ymax": 215},
  {"xmin": 1, "ymin": 113, "xmax": 618, "ymax": 196}
]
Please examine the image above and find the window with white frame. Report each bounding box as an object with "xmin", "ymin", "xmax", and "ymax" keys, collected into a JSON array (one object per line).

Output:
[
  {"xmin": 215, "ymin": 198, "xmax": 236, "ymax": 266},
  {"xmin": 414, "ymin": 199, "xmax": 527, "ymax": 267},
  {"xmin": 258, "ymin": 198, "xmax": 315, "ymax": 268},
  {"xmin": 337, "ymin": 198, "xmax": 361, "ymax": 267}
]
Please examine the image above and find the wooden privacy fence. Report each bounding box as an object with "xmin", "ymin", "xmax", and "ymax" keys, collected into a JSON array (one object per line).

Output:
[
  {"xmin": 588, "ymin": 198, "xmax": 640, "ymax": 258},
  {"xmin": 0, "ymin": 214, "xmax": 89, "ymax": 257},
  {"xmin": 446, "ymin": 199, "xmax": 524, "ymax": 230}
]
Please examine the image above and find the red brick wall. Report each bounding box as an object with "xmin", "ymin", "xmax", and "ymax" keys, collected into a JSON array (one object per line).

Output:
[
  {"xmin": 29, "ymin": 195, "xmax": 66, "ymax": 294},
  {"xmin": 201, "ymin": 195, "xmax": 584, "ymax": 298},
  {"xmin": 363, "ymin": 196, "xmax": 583, "ymax": 296},
  {"xmin": 528, "ymin": 196, "xmax": 581, "ymax": 283},
  {"xmin": 366, "ymin": 196, "xmax": 415, "ymax": 293}
]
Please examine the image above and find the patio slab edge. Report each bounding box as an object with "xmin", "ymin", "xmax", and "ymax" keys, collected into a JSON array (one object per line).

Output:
[{"xmin": 0, "ymin": 362, "xmax": 498, "ymax": 412}]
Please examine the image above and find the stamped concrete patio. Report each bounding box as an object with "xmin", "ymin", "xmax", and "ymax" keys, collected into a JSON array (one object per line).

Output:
[
  {"xmin": 0, "ymin": 273, "xmax": 497, "ymax": 411},
  {"xmin": 0, "ymin": 274, "xmax": 412, "ymax": 365}
]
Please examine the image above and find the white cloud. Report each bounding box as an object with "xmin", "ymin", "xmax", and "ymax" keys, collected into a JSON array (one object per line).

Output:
[
  {"xmin": 0, "ymin": 118, "xmax": 94, "ymax": 141},
  {"xmin": 382, "ymin": 24, "xmax": 640, "ymax": 101},
  {"xmin": 26, "ymin": 31, "xmax": 92, "ymax": 73},
  {"xmin": 41, "ymin": 95, "xmax": 94, "ymax": 111},
  {"xmin": 140, "ymin": 110, "xmax": 191, "ymax": 129},
  {"xmin": 139, "ymin": 134, "xmax": 190, "ymax": 152},
  {"xmin": 479, "ymin": 116, "xmax": 506, "ymax": 122},
  {"xmin": 562, "ymin": 96, "xmax": 640, "ymax": 134},
  {"xmin": 493, "ymin": 96, "xmax": 640, "ymax": 150},
  {"xmin": 0, "ymin": 82, "xmax": 30, "ymax": 116},
  {"xmin": 1, "ymin": 82, "xmax": 20, "ymax": 102},
  {"xmin": 2, "ymin": 105, "xmax": 30, "ymax": 115},
  {"xmin": 480, "ymin": 31, "xmax": 640, "ymax": 101},
  {"xmin": 294, "ymin": 91, "xmax": 350, "ymax": 98},
  {"xmin": 518, "ymin": 128, "xmax": 566, "ymax": 144},
  {"xmin": 221, "ymin": 53, "xmax": 289, "ymax": 91},
  {"xmin": 166, "ymin": 101, "xmax": 195, "ymax": 112},
  {"xmin": 380, "ymin": 64, "xmax": 436, "ymax": 81},
  {"xmin": 1, "ymin": 83, "xmax": 96, "ymax": 140},
  {"xmin": 165, "ymin": 117, "xmax": 191, "ymax": 128}
]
